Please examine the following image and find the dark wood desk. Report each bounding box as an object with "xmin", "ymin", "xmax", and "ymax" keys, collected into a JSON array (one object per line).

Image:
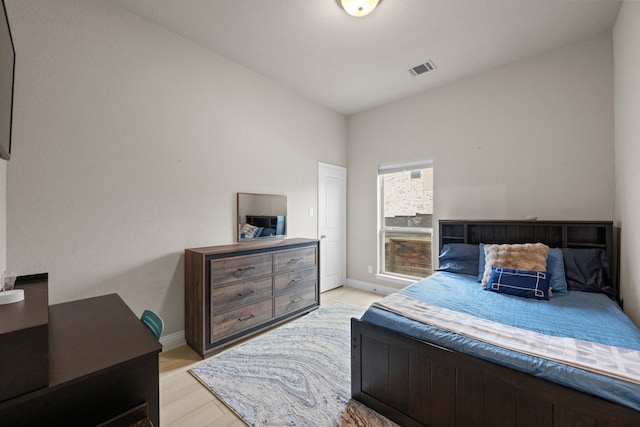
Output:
[
  {"xmin": 0, "ymin": 278, "xmax": 49, "ymax": 402},
  {"xmin": 0, "ymin": 285, "xmax": 162, "ymax": 426}
]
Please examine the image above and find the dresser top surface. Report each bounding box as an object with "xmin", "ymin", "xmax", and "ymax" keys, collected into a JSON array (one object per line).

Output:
[{"xmin": 186, "ymin": 237, "xmax": 318, "ymax": 256}]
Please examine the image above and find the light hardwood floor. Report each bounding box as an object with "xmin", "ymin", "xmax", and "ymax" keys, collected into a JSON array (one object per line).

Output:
[{"xmin": 159, "ymin": 286, "xmax": 383, "ymax": 427}]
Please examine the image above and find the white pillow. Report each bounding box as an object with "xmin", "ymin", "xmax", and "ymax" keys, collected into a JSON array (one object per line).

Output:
[
  {"xmin": 240, "ymin": 223, "xmax": 259, "ymax": 238},
  {"xmin": 481, "ymin": 243, "xmax": 549, "ymax": 286}
]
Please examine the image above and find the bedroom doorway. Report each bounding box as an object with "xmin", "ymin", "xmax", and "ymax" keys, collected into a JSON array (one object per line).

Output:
[
  {"xmin": 378, "ymin": 159, "xmax": 433, "ymax": 279},
  {"xmin": 318, "ymin": 162, "xmax": 346, "ymax": 293}
]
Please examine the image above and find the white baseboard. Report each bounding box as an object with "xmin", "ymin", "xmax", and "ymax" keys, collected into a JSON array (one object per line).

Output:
[
  {"xmin": 161, "ymin": 280, "xmax": 399, "ymax": 351},
  {"xmin": 160, "ymin": 330, "xmax": 186, "ymax": 351},
  {"xmin": 345, "ymin": 278, "xmax": 399, "ymax": 296}
]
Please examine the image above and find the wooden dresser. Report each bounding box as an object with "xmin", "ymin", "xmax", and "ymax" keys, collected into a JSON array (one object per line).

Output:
[{"xmin": 185, "ymin": 238, "xmax": 320, "ymax": 358}]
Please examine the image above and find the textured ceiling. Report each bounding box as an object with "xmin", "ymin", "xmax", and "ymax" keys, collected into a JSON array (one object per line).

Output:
[{"xmin": 109, "ymin": 0, "xmax": 621, "ymax": 115}]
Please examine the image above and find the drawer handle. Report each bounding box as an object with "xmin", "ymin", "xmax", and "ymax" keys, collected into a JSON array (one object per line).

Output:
[
  {"xmin": 289, "ymin": 257, "xmax": 303, "ymax": 263},
  {"xmin": 290, "ymin": 298, "xmax": 304, "ymax": 304},
  {"xmin": 237, "ymin": 290, "xmax": 256, "ymax": 298},
  {"xmin": 289, "ymin": 279, "xmax": 301, "ymax": 284},
  {"xmin": 238, "ymin": 314, "xmax": 255, "ymax": 322},
  {"xmin": 236, "ymin": 266, "xmax": 255, "ymax": 273}
]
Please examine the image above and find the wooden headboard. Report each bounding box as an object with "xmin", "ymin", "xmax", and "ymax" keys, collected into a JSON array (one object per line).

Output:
[{"xmin": 438, "ymin": 220, "xmax": 618, "ymax": 302}]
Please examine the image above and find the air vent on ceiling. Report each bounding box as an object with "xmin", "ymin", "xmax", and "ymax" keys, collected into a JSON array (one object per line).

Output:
[{"xmin": 409, "ymin": 59, "xmax": 437, "ymax": 77}]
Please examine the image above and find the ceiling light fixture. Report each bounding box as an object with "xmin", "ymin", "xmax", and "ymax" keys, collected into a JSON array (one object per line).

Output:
[{"xmin": 336, "ymin": 0, "xmax": 382, "ymax": 17}]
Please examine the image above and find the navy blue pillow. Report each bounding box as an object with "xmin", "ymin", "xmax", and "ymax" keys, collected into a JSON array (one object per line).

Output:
[
  {"xmin": 261, "ymin": 228, "xmax": 276, "ymax": 237},
  {"xmin": 485, "ymin": 266, "xmax": 550, "ymax": 300},
  {"xmin": 561, "ymin": 248, "xmax": 614, "ymax": 298},
  {"xmin": 546, "ymin": 248, "xmax": 568, "ymax": 294},
  {"xmin": 436, "ymin": 243, "xmax": 479, "ymax": 276}
]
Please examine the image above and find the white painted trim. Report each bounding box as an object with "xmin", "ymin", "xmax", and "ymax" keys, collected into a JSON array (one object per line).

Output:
[
  {"xmin": 378, "ymin": 158, "xmax": 433, "ymax": 174},
  {"xmin": 160, "ymin": 330, "xmax": 186, "ymax": 351},
  {"xmin": 159, "ymin": 280, "xmax": 404, "ymax": 351},
  {"xmin": 160, "ymin": 279, "xmax": 406, "ymax": 351},
  {"xmin": 159, "ymin": 282, "xmax": 401, "ymax": 352},
  {"xmin": 375, "ymin": 273, "xmax": 417, "ymax": 287},
  {"xmin": 345, "ymin": 278, "xmax": 399, "ymax": 295}
]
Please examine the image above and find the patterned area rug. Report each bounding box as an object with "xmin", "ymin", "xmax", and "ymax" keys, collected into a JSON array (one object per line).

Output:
[{"xmin": 189, "ymin": 303, "xmax": 399, "ymax": 427}]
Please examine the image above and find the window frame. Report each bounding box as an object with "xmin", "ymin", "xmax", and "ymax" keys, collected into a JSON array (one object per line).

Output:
[{"xmin": 377, "ymin": 159, "xmax": 433, "ymax": 283}]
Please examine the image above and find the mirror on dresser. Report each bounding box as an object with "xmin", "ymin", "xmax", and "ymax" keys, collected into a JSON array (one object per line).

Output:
[{"xmin": 237, "ymin": 193, "xmax": 287, "ymax": 242}]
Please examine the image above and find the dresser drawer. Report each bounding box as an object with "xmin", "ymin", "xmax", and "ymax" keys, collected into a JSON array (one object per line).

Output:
[
  {"xmin": 211, "ymin": 299, "xmax": 273, "ymax": 342},
  {"xmin": 274, "ymin": 247, "xmax": 317, "ymax": 273},
  {"xmin": 211, "ymin": 277, "xmax": 273, "ymax": 313},
  {"xmin": 274, "ymin": 267, "xmax": 317, "ymax": 294},
  {"xmin": 274, "ymin": 286, "xmax": 316, "ymax": 317},
  {"xmin": 210, "ymin": 253, "xmax": 272, "ymax": 286}
]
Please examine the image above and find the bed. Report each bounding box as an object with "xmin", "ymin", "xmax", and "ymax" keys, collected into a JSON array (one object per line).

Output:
[{"xmin": 351, "ymin": 220, "xmax": 640, "ymax": 427}]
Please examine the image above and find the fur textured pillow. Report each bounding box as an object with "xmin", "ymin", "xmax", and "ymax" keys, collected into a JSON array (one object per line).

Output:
[{"xmin": 481, "ymin": 243, "xmax": 549, "ymax": 286}]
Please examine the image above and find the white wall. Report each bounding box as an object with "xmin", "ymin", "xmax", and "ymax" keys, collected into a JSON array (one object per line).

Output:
[
  {"xmin": 614, "ymin": 2, "xmax": 640, "ymax": 326},
  {"xmin": 347, "ymin": 34, "xmax": 615, "ymax": 291},
  {"xmin": 5, "ymin": 0, "xmax": 346, "ymax": 337}
]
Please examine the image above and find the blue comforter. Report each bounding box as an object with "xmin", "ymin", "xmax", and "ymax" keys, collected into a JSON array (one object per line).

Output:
[{"xmin": 361, "ymin": 271, "xmax": 640, "ymax": 411}]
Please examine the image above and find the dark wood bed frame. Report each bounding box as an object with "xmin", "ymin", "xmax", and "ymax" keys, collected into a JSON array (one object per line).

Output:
[{"xmin": 352, "ymin": 220, "xmax": 640, "ymax": 427}]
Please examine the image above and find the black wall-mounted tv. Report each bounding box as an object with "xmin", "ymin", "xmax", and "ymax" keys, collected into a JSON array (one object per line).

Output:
[{"xmin": 0, "ymin": 0, "xmax": 15, "ymax": 161}]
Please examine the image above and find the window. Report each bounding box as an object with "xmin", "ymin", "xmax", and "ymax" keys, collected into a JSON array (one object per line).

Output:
[{"xmin": 378, "ymin": 159, "xmax": 433, "ymax": 280}]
